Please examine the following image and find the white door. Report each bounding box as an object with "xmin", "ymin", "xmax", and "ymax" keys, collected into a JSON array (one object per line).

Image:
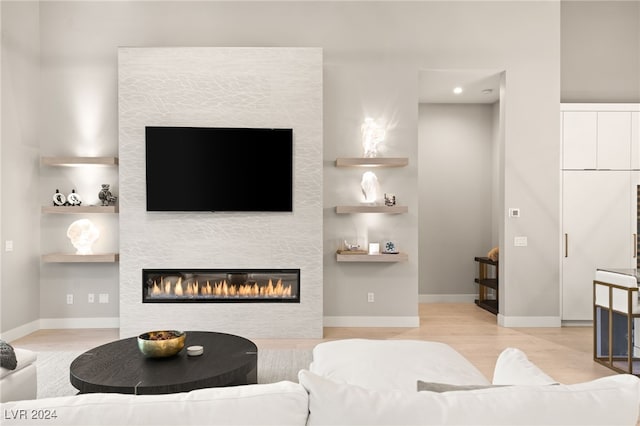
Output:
[
  {"xmin": 562, "ymin": 171, "xmax": 632, "ymax": 321},
  {"xmin": 562, "ymin": 112, "xmax": 597, "ymax": 170},
  {"xmin": 598, "ymin": 112, "xmax": 632, "ymax": 170}
]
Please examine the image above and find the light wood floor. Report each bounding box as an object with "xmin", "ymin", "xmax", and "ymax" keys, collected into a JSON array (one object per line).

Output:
[{"xmin": 10, "ymin": 303, "xmax": 614, "ymax": 384}]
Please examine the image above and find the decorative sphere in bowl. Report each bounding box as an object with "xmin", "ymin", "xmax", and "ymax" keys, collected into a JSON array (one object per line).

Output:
[{"xmin": 137, "ymin": 330, "xmax": 186, "ymax": 358}]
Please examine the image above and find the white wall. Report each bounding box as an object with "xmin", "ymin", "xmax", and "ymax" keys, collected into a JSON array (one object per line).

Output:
[
  {"xmin": 561, "ymin": 1, "xmax": 640, "ymax": 102},
  {"xmin": 23, "ymin": 0, "xmax": 560, "ymax": 331},
  {"xmin": 418, "ymin": 103, "xmax": 495, "ymax": 302},
  {"xmin": 118, "ymin": 47, "xmax": 323, "ymax": 338},
  {"xmin": 1, "ymin": 1, "xmax": 41, "ymax": 337},
  {"xmin": 8, "ymin": 0, "xmax": 639, "ymax": 335}
]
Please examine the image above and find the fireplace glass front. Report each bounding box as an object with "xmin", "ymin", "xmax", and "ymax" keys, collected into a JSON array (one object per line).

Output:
[{"xmin": 142, "ymin": 269, "xmax": 300, "ymax": 303}]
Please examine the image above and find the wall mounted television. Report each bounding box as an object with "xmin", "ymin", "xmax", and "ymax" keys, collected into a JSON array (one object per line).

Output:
[{"xmin": 145, "ymin": 126, "xmax": 293, "ymax": 212}]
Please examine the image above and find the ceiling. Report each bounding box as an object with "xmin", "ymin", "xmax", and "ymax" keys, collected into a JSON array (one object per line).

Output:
[{"xmin": 418, "ymin": 69, "xmax": 503, "ymax": 104}]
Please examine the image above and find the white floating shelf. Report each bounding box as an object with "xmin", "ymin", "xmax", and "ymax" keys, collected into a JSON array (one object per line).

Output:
[
  {"xmin": 41, "ymin": 253, "xmax": 120, "ymax": 263},
  {"xmin": 42, "ymin": 205, "xmax": 118, "ymax": 214},
  {"xmin": 336, "ymin": 205, "xmax": 408, "ymax": 214},
  {"xmin": 336, "ymin": 252, "xmax": 408, "ymax": 263},
  {"xmin": 335, "ymin": 157, "xmax": 408, "ymax": 168},
  {"xmin": 41, "ymin": 156, "xmax": 119, "ymax": 166}
]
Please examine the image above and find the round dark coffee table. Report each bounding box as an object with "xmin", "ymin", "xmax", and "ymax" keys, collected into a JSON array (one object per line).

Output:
[{"xmin": 70, "ymin": 331, "xmax": 257, "ymax": 395}]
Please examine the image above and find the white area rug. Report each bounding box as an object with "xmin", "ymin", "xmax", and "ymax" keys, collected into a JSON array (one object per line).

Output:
[{"xmin": 36, "ymin": 349, "xmax": 313, "ymax": 399}]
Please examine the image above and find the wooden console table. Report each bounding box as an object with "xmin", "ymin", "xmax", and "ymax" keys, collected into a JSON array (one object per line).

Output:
[{"xmin": 474, "ymin": 257, "xmax": 498, "ymax": 314}]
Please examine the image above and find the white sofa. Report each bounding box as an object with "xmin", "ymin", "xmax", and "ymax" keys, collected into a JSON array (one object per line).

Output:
[
  {"xmin": 1, "ymin": 339, "xmax": 639, "ymax": 426},
  {"xmin": 1, "ymin": 347, "xmax": 37, "ymax": 403}
]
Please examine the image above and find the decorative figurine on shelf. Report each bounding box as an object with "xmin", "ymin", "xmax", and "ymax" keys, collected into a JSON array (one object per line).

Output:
[
  {"xmin": 67, "ymin": 189, "xmax": 82, "ymax": 206},
  {"xmin": 98, "ymin": 184, "xmax": 117, "ymax": 206},
  {"xmin": 52, "ymin": 189, "xmax": 66, "ymax": 206},
  {"xmin": 361, "ymin": 171, "xmax": 380, "ymax": 204},
  {"xmin": 67, "ymin": 219, "xmax": 99, "ymax": 255},
  {"xmin": 384, "ymin": 193, "xmax": 396, "ymax": 207},
  {"xmin": 343, "ymin": 240, "xmax": 360, "ymax": 251},
  {"xmin": 361, "ymin": 117, "xmax": 386, "ymax": 158}
]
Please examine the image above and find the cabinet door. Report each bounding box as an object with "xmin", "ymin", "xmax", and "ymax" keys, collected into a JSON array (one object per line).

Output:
[
  {"xmin": 598, "ymin": 112, "xmax": 632, "ymax": 170},
  {"xmin": 562, "ymin": 112, "xmax": 597, "ymax": 169},
  {"xmin": 632, "ymin": 112, "xmax": 640, "ymax": 170},
  {"xmin": 562, "ymin": 171, "xmax": 632, "ymax": 321}
]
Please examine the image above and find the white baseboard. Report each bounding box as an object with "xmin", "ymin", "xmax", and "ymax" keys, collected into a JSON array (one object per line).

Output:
[
  {"xmin": 561, "ymin": 320, "xmax": 593, "ymax": 327},
  {"xmin": 0, "ymin": 320, "xmax": 40, "ymax": 342},
  {"xmin": 1, "ymin": 317, "xmax": 119, "ymax": 342},
  {"xmin": 40, "ymin": 317, "xmax": 120, "ymax": 329},
  {"xmin": 324, "ymin": 316, "xmax": 420, "ymax": 327},
  {"xmin": 498, "ymin": 314, "xmax": 561, "ymax": 328},
  {"xmin": 419, "ymin": 294, "xmax": 477, "ymax": 303}
]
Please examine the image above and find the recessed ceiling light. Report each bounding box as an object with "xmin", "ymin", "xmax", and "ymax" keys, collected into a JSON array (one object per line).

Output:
[{"xmin": 453, "ymin": 87, "xmax": 463, "ymax": 95}]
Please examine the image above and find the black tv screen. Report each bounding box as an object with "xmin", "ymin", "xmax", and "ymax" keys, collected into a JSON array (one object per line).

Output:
[{"xmin": 145, "ymin": 126, "xmax": 293, "ymax": 212}]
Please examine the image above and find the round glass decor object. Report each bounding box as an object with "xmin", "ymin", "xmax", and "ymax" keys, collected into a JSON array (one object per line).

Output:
[
  {"xmin": 383, "ymin": 241, "xmax": 398, "ymax": 254},
  {"xmin": 53, "ymin": 190, "xmax": 66, "ymax": 206},
  {"xmin": 67, "ymin": 191, "xmax": 82, "ymax": 206}
]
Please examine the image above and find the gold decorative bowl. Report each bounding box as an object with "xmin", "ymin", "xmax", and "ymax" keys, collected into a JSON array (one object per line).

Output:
[{"xmin": 137, "ymin": 330, "xmax": 186, "ymax": 358}]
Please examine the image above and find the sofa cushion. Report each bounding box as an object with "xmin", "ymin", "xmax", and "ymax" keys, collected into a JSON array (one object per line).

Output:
[
  {"xmin": 299, "ymin": 369, "xmax": 640, "ymax": 426},
  {"xmin": 0, "ymin": 381, "xmax": 309, "ymax": 426},
  {"xmin": 310, "ymin": 339, "xmax": 490, "ymax": 392},
  {"xmin": 492, "ymin": 347, "xmax": 558, "ymax": 385}
]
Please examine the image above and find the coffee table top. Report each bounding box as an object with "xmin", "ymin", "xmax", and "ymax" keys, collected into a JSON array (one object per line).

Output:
[{"xmin": 70, "ymin": 331, "xmax": 257, "ymax": 395}]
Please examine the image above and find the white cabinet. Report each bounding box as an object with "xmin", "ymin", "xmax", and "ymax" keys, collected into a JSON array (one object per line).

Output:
[
  {"xmin": 598, "ymin": 112, "xmax": 632, "ymax": 170},
  {"xmin": 562, "ymin": 171, "xmax": 635, "ymax": 320},
  {"xmin": 562, "ymin": 105, "xmax": 640, "ymax": 170},
  {"xmin": 561, "ymin": 104, "xmax": 640, "ymax": 322},
  {"xmin": 632, "ymin": 112, "xmax": 640, "ymax": 170},
  {"xmin": 562, "ymin": 111, "xmax": 597, "ymax": 169}
]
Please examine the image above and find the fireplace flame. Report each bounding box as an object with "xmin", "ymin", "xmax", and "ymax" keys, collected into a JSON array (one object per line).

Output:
[{"xmin": 148, "ymin": 276, "xmax": 293, "ymax": 299}]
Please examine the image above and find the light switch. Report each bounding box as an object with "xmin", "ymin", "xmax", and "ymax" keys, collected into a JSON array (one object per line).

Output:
[
  {"xmin": 514, "ymin": 236, "xmax": 528, "ymax": 247},
  {"xmin": 509, "ymin": 208, "xmax": 520, "ymax": 218},
  {"xmin": 5, "ymin": 240, "xmax": 13, "ymax": 252}
]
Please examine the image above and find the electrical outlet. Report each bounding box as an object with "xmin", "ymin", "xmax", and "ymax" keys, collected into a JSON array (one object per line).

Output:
[
  {"xmin": 99, "ymin": 293, "xmax": 109, "ymax": 304},
  {"xmin": 367, "ymin": 292, "xmax": 375, "ymax": 303},
  {"xmin": 66, "ymin": 294, "xmax": 73, "ymax": 304},
  {"xmin": 88, "ymin": 293, "xmax": 95, "ymax": 303}
]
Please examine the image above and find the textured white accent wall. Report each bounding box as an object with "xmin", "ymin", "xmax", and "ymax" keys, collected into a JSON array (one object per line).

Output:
[{"xmin": 118, "ymin": 47, "xmax": 323, "ymax": 338}]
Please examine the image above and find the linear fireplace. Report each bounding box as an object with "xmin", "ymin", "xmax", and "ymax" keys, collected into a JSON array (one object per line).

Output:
[{"xmin": 143, "ymin": 269, "xmax": 300, "ymax": 303}]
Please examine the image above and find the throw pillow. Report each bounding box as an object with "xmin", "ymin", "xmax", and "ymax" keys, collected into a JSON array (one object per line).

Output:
[
  {"xmin": 492, "ymin": 347, "xmax": 558, "ymax": 385},
  {"xmin": 0, "ymin": 340, "xmax": 17, "ymax": 370},
  {"xmin": 417, "ymin": 380, "xmax": 508, "ymax": 392}
]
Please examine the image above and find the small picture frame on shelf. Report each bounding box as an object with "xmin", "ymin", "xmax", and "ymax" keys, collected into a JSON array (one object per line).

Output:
[{"xmin": 368, "ymin": 243, "xmax": 380, "ymax": 255}]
